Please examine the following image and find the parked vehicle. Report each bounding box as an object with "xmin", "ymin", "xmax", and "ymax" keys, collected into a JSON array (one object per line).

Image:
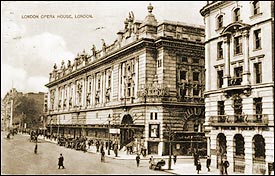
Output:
[{"xmin": 149, "ymin": 159, "xmax": 166, "ymax": 170}]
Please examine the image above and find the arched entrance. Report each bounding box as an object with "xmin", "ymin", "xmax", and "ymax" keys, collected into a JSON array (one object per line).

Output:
[
  {"xmin": 120, "ymin": 114, "xmax": 134, "ymax": 148},
  {"xmin": 216, "ymin": 133, "xmax": 227, "ymax": 169},
  {"xmin": 233, "ymin": 134, "xmax": 245, "ymax": 173},
  {"xmin": 252, "ymin": 134, "xmax": 266, "ymax": 174}
]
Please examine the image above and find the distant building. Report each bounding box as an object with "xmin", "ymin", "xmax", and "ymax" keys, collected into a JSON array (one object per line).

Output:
[
  {"xmin": 1, "ymin": 89, "xmax": 45, "ymax": 130},
  {"xmin": 200, "ymin": 1, "xmax": 274, "ymax": 174},
  {"xmin": 1, "ymin": 88, "xmax": 23, "ymax": 130},
  {"xmin": 46, "ymin": 4, "xmax": 205, "ymax": 156}
]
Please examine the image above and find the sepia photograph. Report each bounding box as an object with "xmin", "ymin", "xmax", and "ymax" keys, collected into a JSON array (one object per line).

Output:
[{"xmin": 1, "ymin": 1, "xmax": 274, "ymax": 175}]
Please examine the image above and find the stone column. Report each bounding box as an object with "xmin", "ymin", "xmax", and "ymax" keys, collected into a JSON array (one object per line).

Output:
[
  {"xmin": 222, "ymin": 35, "xmax": 231, "ymax": 88},
  {"xmin": 100, "ymin": 73, "xmax": 103, "ymax": 104},
  {"xmin": 111, "ymin": 67, "xmax": 114, "ymax": 101},
  {"xmin": 205, "ymin": 43, "xmax": 211, "ymax": 91},
  {"xmin": 244, "ymin": 135, "xmax": 253, "ymax": 174},
  {"xmin": 61, "ymin": 86, "xmax": 64, "ymax": 110},
  {"xmin": 66, "ymin": 85, "xmax": 69, "ymax": 109},
  {"xmin": 242, "ymin": 30, "xmax": 250, "ymax": 85},
  {"xmin": 102, "ymin": 71, "xmax": 105, "ymax": 104},
  {"xmin": 121, "ymin": 63, "xmax": 125, "ymax": 98},
  {"xmin": 92, "ymin": 75, "xmax": 95, "ymax": 106},
  {"xmin": 118, "ymin": 63, "xmax": 121, "ymax": 100},
  {"xmin": 207, "ymin": 136, "xmax": 211, "ymax": 156},
  {"xmin": 55, "ymin": 87, "xmax": 58, "ymax": 111},
  {"xmin": 82, "ymin": 78, "xmax": 86, "ymax": 108},
  {"xmin": 73, "ymin": 81, "xmax": 76, "ymax": 108},
  {"xmin": 226, "ymin": 133, "xmax": 234, "ymax": 174},
  {"xmin": 135, "ymin": 58, "xmax": 139, "ymax": 98},
  {"xmin": 158, "ymin": 141, "xmax": 164, "ymax": 156}
]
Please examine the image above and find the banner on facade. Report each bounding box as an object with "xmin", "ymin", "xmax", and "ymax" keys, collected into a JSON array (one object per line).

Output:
[{"xmin": 109, "ymin": 128, "xmax": 120, "ymax": 134}]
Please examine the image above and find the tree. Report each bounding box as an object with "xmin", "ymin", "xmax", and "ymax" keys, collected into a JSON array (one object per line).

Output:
[{"xmin": 13, "ymin": 96, "xmax": 43, "ymax": 129}]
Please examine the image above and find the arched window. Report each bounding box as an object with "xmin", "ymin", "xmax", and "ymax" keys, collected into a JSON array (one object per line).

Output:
[
  {"xmin": 234, "ymin": 134, "xmax": 245, "ymax": 156},
  {"xmin": 234, "ymin": 8, "xmax": 241, "ymax": 22},
  {"xmin": 253, "ymin": 134, "xmax": 265, "ymax": 159},
  {"xmin": 252, "ymin": 1, "xmax": 260, "ymax": 15},
  {"xmin": 217, "ymin": 15, "xmax": 223, "ymax": 29}
]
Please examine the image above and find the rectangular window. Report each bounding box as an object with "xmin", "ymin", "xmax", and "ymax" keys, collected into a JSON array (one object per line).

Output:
[
  {"xmin": 254, "ymin": 62, "xmax": 262, "ymax": 83},
  {"xmin": 254, "ymin": 29, "xmax": 261, "ymax": 50},
  {"xmin": 193, "ymin": 89, "xmax": 200, "ymax": 96},
  {"xmin": 193, "ymin": 72, "xmax": 199, "ymax": 81},
  {"xmin": 155, "ymin": 113, "xmax": 157, "ymax": 120},
  {"xmin": 234, "ymin": 8, "xmax": 240, "ymax": 22},
  {"xmin": 181, "ymin": 56, "xmax": 188, "ymax": 63},
  {"xmin": 192, "ymin": 58, "xmax": 199, "ymax": 64},
  {"xmin": 217, "ymin": 101, "xmax": 225, "ymax": 115},
  {"xmin": 157, "ymin": 59, "xmax": 162, "ymax": 68},
  {"xmin": 234, "ymin": 36, "xmax": 242, "ymax": 55},
  {"xmin": 253, "ymin": 98, "xmax": 262, "ymax": 115},
  {"xmin": 217, "ymin": 41, "xmax": 223, "ymax": 59},
  {"xmin": 233, "ymin": 67, "xmax": 243, "ymax": 85},
  {"xmin": 253, "ymin": 1, "xmax": 260, "ymax": 15},
  {"xmin": 234, "ymin": 98, "xmax": 243, "ymax": 116},
  {"xmin": 180, "ymin": 88, "xmax": 186, "ymax": 97},
  {"xmin": 217, "ymin": 70, "xmax": 223, "ymax": 88},
  {"xmin": 127, "ymin": 83, "xmax": 131, "ymax": 97},
  {"xmin": 217, "ymin": 15, "xmax": 223, "ymax": 29},
  {"xmin": 180, "ymin": 71, "xmax": 186, "ymax": 80},
  {"xmin": 150, "ymin": 112, "xmax": 153, "ymax": 120}
]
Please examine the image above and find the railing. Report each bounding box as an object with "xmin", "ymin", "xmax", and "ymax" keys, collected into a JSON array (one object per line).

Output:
[
  {"xmin": 228, "ymin": 77, "xmax": 242, "ymax": 86},
  {"xmin": 208, "ymin": 114, "xmax": 268, "ymax": 126}
]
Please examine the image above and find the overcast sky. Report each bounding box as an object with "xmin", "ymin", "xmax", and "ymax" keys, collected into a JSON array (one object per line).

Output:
[{"xmin": 1, "ymin": 1, "xmax": 206, "ymax": 98}]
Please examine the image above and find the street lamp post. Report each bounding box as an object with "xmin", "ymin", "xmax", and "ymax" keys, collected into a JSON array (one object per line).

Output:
[
  {"xmin": 168, "ymin": 134, "xmax": 172, "ymax": 170},
  {"xmin": 166, "ymin": 123, "xmax": 173, "ymax": 170},
  {"xmin": 108, "ymin": 114, "xmax": 111, "ymax": 155},
  {"xmin": 50, "ymin": 119, "xmax": 53, "ymax": 139}
]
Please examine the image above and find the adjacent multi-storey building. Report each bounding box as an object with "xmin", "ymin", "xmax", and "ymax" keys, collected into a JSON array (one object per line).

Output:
[
  {"xmin": 200, "ymin": 1, "xmax": 274, "ymax": 174},
  {"xmin": 46, "ymin": 4, "xmax": 205, "ymax": 156},
  {"xmin": 2, "ymin": 88, "xmax": 23, "ymax": 130}
]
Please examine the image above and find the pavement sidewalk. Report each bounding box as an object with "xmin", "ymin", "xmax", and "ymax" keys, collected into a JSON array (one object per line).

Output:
[{"xmin": 36, "ymin": 135, "xmax": 246, "ymax": 175}]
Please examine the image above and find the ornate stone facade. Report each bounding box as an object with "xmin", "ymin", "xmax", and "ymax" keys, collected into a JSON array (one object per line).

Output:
[
  {"xmin": 200, "ymin": 1, "xmax": 274, "ymax": 174},
  {"xmin": 46, "ymin": 4, "xmax": 205, "ymax": 156}
]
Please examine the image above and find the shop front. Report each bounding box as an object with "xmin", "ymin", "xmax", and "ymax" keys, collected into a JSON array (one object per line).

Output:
[{"xmin": 163, "ymin": 132, "xmax": 207, "ymax": 156}]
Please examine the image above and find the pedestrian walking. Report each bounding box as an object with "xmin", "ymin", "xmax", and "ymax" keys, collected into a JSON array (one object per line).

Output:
[
  {"xmin": 206, "ymin": 155, "xmax": 211, "ymax": 172},
  {"xmin": 223, "ymin": 158, "xmax": 229, "ymax": 175},
  {"xmin": 58, "ymin": 153, "xmax": 65, "ymax": 169},
  {"xmin": 34, "ymin": 143, "xmax": 38, "ymax": 154},
  {"xmin": 196, "ymin": 159, "xmax": 201, "ymax": 174},
  {"xmin": 194, "ymin": 152, "xmax": 199, "ymax": 166},
  {"xmin": 114, "ymin": 143, "xmax": 118, "ymax": 157},
  {"xmin": 136, "ymin": 154, "xmax": 141, "ymax": 167},
  {"xmin": 173, "ymin": 154, "xmax": 177, "ymax": 164},
  {"xmin": 101, "ymin": 150, "xmax": 105, "ymax": 162}
]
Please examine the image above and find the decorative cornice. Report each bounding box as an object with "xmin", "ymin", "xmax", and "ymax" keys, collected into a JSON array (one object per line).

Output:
[
  {"xmin": 200, "ymin": 1, "xmax": 231, "ymax": 16},
  {"xmin": 45, "ymin": 38, "xmax": 155, "ymax": 88}
]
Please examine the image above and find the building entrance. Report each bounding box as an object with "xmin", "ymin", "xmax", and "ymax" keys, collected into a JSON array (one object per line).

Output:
[
  {"xmin": 216, "ymin": 133, "xmax": 227, "ymax": 169},
  {"xmin": 120, "ymin": 114, "xmax": 134, "ymax": 148}
]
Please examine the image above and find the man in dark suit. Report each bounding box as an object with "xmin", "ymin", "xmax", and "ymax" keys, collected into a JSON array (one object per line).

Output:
[{"xmin": 58, "ymin": 153, "xmax": 65, "ymax": 169}]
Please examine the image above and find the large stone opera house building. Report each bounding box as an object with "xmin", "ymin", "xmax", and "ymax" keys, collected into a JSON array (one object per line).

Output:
[{"xmin": 46, "ymin": 4, "xmax": 205, "ymax": 156}]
